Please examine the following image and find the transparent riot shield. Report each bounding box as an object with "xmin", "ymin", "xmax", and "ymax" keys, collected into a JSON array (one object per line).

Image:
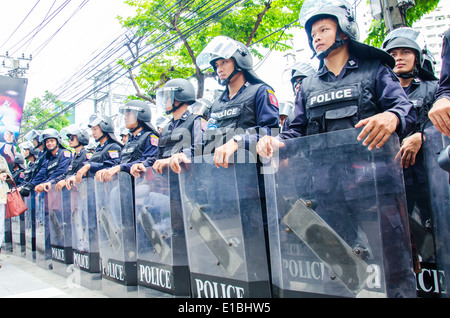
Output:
[
  {"xmin": 95, "ymin": 172, "xmax": 137, "ymax": 297},
  {"xmin": 178, "ymin": 150, "xmax": 271, "ymax": 298},
  {"xmin": 35, "ymin": 191, "xmax": 52, "ymax": 269},
  {"xmin": 134, "ymin": 167, "xmax": 190, "ymax": 297},
  {"xmin": 423, "ymin": 125, "xmax": 450, "ymax": 296},
  {"xmin": 70, "ymin": 177, "xmax": 102, "ymax": 289},
  {"xmin": 264, "ymin": 128, "xmax": 416, "ymax": 298},
  {"xmin": 11, "ymin": 212, "xmax": 26, "ymax": 256},
  {"xmin": 47, "ymin": 185, "xmax": 73, "ymax": 277},
  {"xmin": 3, "ymin": 218, "xmax": 12, "ymax": 253},
  {"xmin": 24, "ymin": 191, "xmax": 36, "ymax": 262}
]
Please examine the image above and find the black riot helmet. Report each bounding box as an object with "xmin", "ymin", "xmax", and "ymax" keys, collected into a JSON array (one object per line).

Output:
[
  {"xmin": 14, "ymin": 153, "xmax": 26, "ymax": 170},
  {"xmin": 196, "ymin": 36, "xmax": 265, "ymax": 86},
  {"xmin": 87, "ymin": 113, "xmax": 119, "ymax": 143},
  {"xmin": 24, "ymin": 129, "xmax": 43, "ymax": 149},
  {"xmin": 60, "ymin": 124, "xmax": 90, "ymax": 147},
  {"xmin": 156, "ymin": 78, "xmax": 196, "ymax": 114},
  {"xmin": 119, "ymin": 100, "xmax": 157, "ymax": 133},
  {"xmin": 300, "ymin": 0, "xmax": 394, "ymax": 68},
  {"xmin": 41, "ymin": 128, "xmax": 64, "ymax": 152},
  {"xmin": 382, "ymin": 27, "xmax": 438, "ymax": 81},
  {"xmin": 19, "ymin": 141, "xmax": 40, "ymax": 159},
  {"xmin": 290, "ymin": 62, "xmax": 317, "ymax": 92}
]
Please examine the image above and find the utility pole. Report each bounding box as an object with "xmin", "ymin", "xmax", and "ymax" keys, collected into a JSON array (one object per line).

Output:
[
  {"xmin": 369, "ymin": 0, "xmax": 415, "ymax": 33},
  {"xmin": 0, "ymin": 52, "xmax": 32, "ymax": 77}
]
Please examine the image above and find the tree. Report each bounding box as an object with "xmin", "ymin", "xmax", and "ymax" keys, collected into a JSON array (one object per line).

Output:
[
  {"xmin": 364, "ymin": 0, "xmax": 440, "ymax": 48},
  {"xmin": 118, "ymin": 0, "xmax": 303, "ymax": 101},
  {"xmin": 20, "ymin": 90, "xmax": 72, "ymax": 139}
]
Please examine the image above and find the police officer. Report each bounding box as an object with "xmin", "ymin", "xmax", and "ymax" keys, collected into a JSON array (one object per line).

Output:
[
  {"xmin": 52, "ymin": 124, "xmax": 91, "ymax": 191},
  {"xmin": 119, "ymin": 127, "xmax": 130, "ymax": 144},
  {"xmin": 130, "ymin": 79, "xmax": 206, "ymax": 176},
  {"xmin": 34, "ymin": 128, "xmax": 72, "ymax": 193},
  {"xmin": 18, "ymin": 141, "xmax": 39, "ymax": 187},
  {"xmin": 68, "ymin": 114, "xmax": 122, "ymax": 186},
  {"xmin": 96, "ymin": 100, "xmax": 159, "ymax": 182},
  {"xmin": 278, "ymin": 101, "xmax": 294, "ymax": 132},
  {"xmin": 195, "ymin": 35, "xmax": 280, "ymax": 168},
  {"xmin": 11, "ymin": 153, "xmax": 26, "ymax": 186},
  {"xmin": 382, "ymin": 28, "xmax": 438, "ymax": 226},
  {"xmin": 429, "ymin": 28, "xmax": 450, "ymax": 136},
  {"xmin": 18, "ymin": 129, "xmax": 47, "ymax": 197},
  {"xmin": 290, "ymin": 62, "xmax": 317, "ymax": 95},
  {"xmin": 257, "ymin": 0, "xmax": 416, "ymax": 298}
]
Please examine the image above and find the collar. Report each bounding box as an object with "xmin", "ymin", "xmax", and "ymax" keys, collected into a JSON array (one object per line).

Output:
[
  {"xmin": 220, "ymin": 81, "xmax": 250, "ymax": 102},
  {"xmin": 317, "ymin": 55, "xmax": 359, "ymax": 77}
]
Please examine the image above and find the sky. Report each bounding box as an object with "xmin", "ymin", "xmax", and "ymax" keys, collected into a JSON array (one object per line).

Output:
[{"xmin": 0, "ymin": 0, "xmax": 135, "ymax": 106}]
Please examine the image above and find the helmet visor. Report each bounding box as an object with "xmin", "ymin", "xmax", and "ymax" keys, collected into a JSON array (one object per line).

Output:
[
  {"xmin": 197, "ymin": 36, "xmax": 241, "ymax": 70},
  {"xmin": 119, "ymin": 108, "xmax": 139, "ymax": 126},
  {"xmin": 88, "ymin": 114, "xmax": 104, "ymax": 128},
  {"xmin": 24, "ymin": 129, "xmax": 39, "ymax": 142},
  {"xmin": 156, "ymin": 87, "xmax": 178, "ymax": 111}
]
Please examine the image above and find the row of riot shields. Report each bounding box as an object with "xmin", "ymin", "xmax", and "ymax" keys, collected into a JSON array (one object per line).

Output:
[{"xmin": 6, "ymin": 127, "xmax": 448, "ymax": 298}]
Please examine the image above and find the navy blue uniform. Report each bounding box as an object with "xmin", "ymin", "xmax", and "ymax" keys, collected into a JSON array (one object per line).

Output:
[
  {"xmin": 280, "ymin": 55, "xmax": 416, "ymax": 140},
  {"xmin": 120, "ymin": 129, "xmax": 159, "ymax": 172},
  {"xmin": 52, "ymin": 147, "xmax": 91, "ymax": 184},
  {"xmin": 208, "ymin": 83, "xmax": 279, "ymax": 149},
  {"xmin": 142, "ymin": 111, "xmax": 206, "ymax": 167},
  {"xmin": 88, "ymin": 139, "xmax": 122, "ymax": 176},
  {"xmin": 31, "ymin": 148, "xmax": 72, "ymax": 185}
]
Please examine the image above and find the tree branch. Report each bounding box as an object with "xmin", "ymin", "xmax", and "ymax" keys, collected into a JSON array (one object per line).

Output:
[{"xmin": 246, "ymin": 1, "xmax": 272, "ymax": 46}]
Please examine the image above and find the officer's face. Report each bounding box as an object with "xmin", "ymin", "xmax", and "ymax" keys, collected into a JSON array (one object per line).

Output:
[
  {"xmin": 124, "ymin": 110, "xmax": 138, "ymax": 129},
  {"xmin": 68, "ymin": 135, "xmax": 78, "ymax": 147},
  {"xmin": 45, "ymin": 138, "xmax": 57, "ymax": 151},
  {"xmin": 311, "ymin": 18, "xmax": 341, "ymax": 55},
  {"xmin": 91, "ymin": 125, "xmax": 103, "ymax": 140},
  {"xmin": 215, "ymin": 58, "xmax": 235, "ymax": 81},
  {"xmin": 389, "ymin": 48, "xmax": 416, "ymax": 75},
  {"xmin": 23, "ymin": 149, "xmax": 30, "ymax": 158}
]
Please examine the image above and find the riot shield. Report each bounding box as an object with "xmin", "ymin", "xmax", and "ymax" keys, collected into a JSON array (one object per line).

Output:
[
  {"xmin": 35, "ymin": 191, "xmax": 52, "ymax": 269},
  {"xmin": 423, "ymin": 125, "xmax": 450, "ymax": 296},
  {"xmin": 24, "ymin": 191, "xmax": 36, "ymax": 262},
  {"xmin": 95, "ymin": 172, "xmax": 137, "ymax": 297},
  {"xmin": 134, "ymin": 167, "xmax": 190, "ymax": 297},
  {"xmin": 11, "ymin": 212, "xmax": 26, "ymax": 256},
  {"xmin": 47, "ymin": 185, "xmax": 73, "ymax": 277},
  {"xmin": 264, "ymin": 128, "xmax": 416, "ymax": 298},
  {"xmin": 178, "ymin": 150, "xmax": 271, "ymax": 298},
  {"xmin": 70, "ymin": 178, "xmax": 102, "ymax": 289}
]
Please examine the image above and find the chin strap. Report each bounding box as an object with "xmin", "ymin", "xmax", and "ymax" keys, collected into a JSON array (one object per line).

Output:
[
  {"xmin": 316, "ymin": 37, "xmax": 348, "ymax": 60},
  {"xmin": 129, "ymin": 121, "xmax": 142, "ymax": 133},
  {"xmin": 165, "ymin": 102, "xmax": 184, "ymax": 115},
  {"xmin": 218, "ymin": 67, "xmax": 242, "ymax": 86}
]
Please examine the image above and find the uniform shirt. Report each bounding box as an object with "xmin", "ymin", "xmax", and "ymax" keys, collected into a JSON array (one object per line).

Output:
[
  {"xmin": 142, "ymin": 111, "xmax": 206, "ymax": 167},
  {"xmin": 120, "ymin": 129, "xmax": 159, "ymax": 173},
  {"xmin": 31, "ymin": 148, "xmax": 72, "ymax": 184},
  {"xmin": 216, "ymin": 83, "xmax": 280, "ymax": 149},
  {"xmin": 89, "ymin": 139, "xmax": 122, "ymax": 174},
  {"xmin": 280, "ymin": 55, "xmax": 416, "ymax": 140},
  {"xmin": 436, "ymin": 28, "xmax": 450, "ymax": 101},
  {"xmin": 51, "ymin": 147, "xmax": 91, "ymax": 184}
]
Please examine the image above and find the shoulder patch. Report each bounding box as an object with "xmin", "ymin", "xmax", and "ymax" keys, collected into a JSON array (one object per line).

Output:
[
  {"xmin": 267, "ymin": 89, "xmax": 279, "ymax": 108},
  {"xmin": 86, "ymin": 153, "xmax": 93, "ymax": 160},
  {"xmin": 200, "ymin": 118, "xmax": 207, "ymax": 131},
  {"xmin": 108, "ymin": 150, "xmax": 119, "ymax": 158},
  {"xmin": 150, "ymin": 134, "xmax": 159, "ymax": 146},
  {"xmin": 63, "ymin": 150, "xmax": 71, "ymax": 158}
]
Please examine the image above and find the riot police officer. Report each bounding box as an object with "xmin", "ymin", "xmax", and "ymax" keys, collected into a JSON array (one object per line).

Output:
[
  {"xmin": 18, "ymin": 129, "xmax": 47, "ymax": 197},
  {"xmin": 52, "ymin": 124, "xmax": 91, "ymax": 191},
  {"xmin": 290, "ymin": 62, "xmax": 317, "ymax": 95},
  {"xmin": 96, "ymin": 100, "xmax": 159, "ymax": 181},
  {"xmin": 68, "ymin": 114, "xmax": 122, "ymax": 186},
  {"xmin": 429, "ymin": 28, "xmax": 450, "ymax": 136},
  {"xmin": 278, "ymin": 101, "xmax": 294, "ymax": 132},
  {"xmin": 119, "ymin": 127, "xmax": 130, "ymax": 144},
  {"xmin": 34, "ymin": 128, "xmax": 72, "ymax": 193},
  {"xmin": 257, "ymin": 0, "xmax": 417, "ymax": 298},
  {"xmin": 130, "ymin": 78, "xmax": 206, "ymax": 176},
  {"xmin": 382, "ymin": 28, "xmax": 438, "ymax": 226},
  {"xmin": 18, "ymin": 141, "xmax": 39, "ymax": 187},
  {"xmin": 196, "ymin": 35, "xmax": 280, "ymax": 168},
  {"xmin": 11, "ymin": 153, "xmax": 26, "ymax": 186}
]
